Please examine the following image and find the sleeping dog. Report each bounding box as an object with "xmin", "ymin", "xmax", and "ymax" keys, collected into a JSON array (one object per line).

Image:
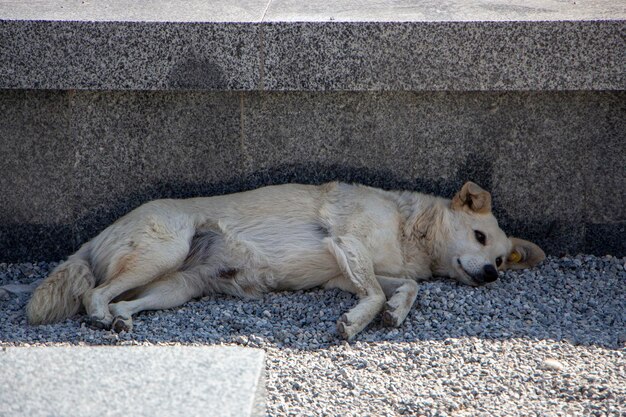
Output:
[{"xmin": 27, "ymin": 181, "xmax": 544, "ymax": 340}]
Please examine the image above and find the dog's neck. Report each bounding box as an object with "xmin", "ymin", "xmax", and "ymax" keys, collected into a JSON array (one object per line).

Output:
[{"xmin": 393, "ymin": 191, "xmax": 452, "ymax": 277}]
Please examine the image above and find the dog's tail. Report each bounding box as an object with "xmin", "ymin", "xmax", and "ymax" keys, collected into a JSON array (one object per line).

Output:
[{"xmin": 26, "ymin": 246, "xmax": 96, "ymax": 325}]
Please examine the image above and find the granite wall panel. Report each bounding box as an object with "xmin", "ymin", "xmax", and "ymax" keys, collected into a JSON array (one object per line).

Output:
[
  {"xmin": 0, "ymin": 21, "xmax": 261, "ymax": 90},
  {"xmin": 0, "ymin": 91, "xmax": 75, "ymax": 260},
  {"xmin": 69, "ymin": 91, "xmax": 246, "ymax": 243},
  {"xmin": 0, "ymin": 90, "xmax": 624, "ymax": 261},
  {"xmin": 1, "ymin": 20, "xmax": 624, "ymax": 91},
  {"xmin": 261, "ymin": 22, "xmax": 626, "ymax": 91}
]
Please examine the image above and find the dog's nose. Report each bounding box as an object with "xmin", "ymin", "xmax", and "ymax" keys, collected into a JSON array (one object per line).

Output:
[{"xmin": 483, "ymin": 265, "xmax": 498, "ymax": 282}]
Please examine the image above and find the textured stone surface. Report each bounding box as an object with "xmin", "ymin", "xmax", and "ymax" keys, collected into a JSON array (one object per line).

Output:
[
  {"xmin": 582, "ymin": 94, "xmax": 626, "ymax": 256},
  {"xmin": 0, "ymin": 90, "xmax": 624, "ymax": 260},
  {"xmin": 262, "ymin": 21, "xmax": 625, "ymax": 91},
  {"xmin": 264, "ymin": 0, "xmax": 626, "ymax": 21},
  {"xmin": 0, "ymin": 346, "xmax": 265, "ymax": 417},
  {"xmin": 0, "ymin": 0, "xmax": 269, "ymax": 22},
  {"xmin": 69, "ymin": 91, "xmax": 246, "ymax": 243},
  {"xmin": 0, "ymin": 21, "xmax": 261, "ymax": 90},
  {"xmin": 2, "ymin": 0, "xmax": 623, "ymax": 22},
  {"xmin": 0, "ymin": 13, "xmax": 624, "ymax": 91},
  {"xmin": 0, "ymin": 91, "xmax": 76, "ymax": 260},
  {"xmin": 490, "ymin": 94, "xmax": 589, "ymax": 256},
  {"xmin": 240, "ymin": 92, "xmax": 497, "ymax": 196}
]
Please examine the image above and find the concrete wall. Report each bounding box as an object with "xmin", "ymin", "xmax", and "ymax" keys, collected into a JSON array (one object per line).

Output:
[
  {"xmin": 1, "ymin": 3, "xmax": 624, "ymax": 260},
  {"xmin": 1, "ymin": 90, "xmax": 624, "ymax": 261}
]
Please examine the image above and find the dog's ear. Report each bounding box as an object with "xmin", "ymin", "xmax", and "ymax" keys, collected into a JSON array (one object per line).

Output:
[
  {"xmin": 506, "ymin": 237, "xmax": 546, "ymax": 270},
  {"xmin": 451, "ymin": 181, "xmax": 492, "ymax": 214}
]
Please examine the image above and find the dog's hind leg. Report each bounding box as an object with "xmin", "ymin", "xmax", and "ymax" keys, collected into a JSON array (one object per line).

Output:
[
  {"xmin": 326, "ymin": 237, "xmax": 386, "ymax": 340},
  {"xmin": 83, "ymin": 225, "xmax": 193, "ymax": 329},
  {"xmin": 376, "ymin": 276, "xmax": 418, "ymax": 328},
  {"xmin": 108, "ymin": 270, "xmax": 205, "ymax": 332}
]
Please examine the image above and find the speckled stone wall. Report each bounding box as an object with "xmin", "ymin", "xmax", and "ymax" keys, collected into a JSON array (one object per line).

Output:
[
  {"xmin": 261, "ymin": 21, "xmax": 625, "ymax": 91},
  {"xmin": 0, "ymin": 21, "xmax": 261, "ymax": 90},
  {"xmin": 1, "ymin": 90, "xmax": 624, "ymax": 261},
  {"xmin": 1, "ymin": 20, "xmax": 624, "ymax": 91}
]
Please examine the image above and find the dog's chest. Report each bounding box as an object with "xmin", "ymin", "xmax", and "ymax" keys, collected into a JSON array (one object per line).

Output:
[{"xmin": 368, "ymin": 227, "xmax": 406, "ymax": 276}]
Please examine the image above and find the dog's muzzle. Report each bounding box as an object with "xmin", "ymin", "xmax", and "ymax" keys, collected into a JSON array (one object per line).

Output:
[
  {"xmin": 483, "ymin": 264, "xmax": 499, "ymax": 282},
  {"xmin": 473, "ymin": 264, "xmax": 499, "ymax": 285},
  {"xmin": 457, "ymin": 260, "xmax": 499, "ymax": 286}
]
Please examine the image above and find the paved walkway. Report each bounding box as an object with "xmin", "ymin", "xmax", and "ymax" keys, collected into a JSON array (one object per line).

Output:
[{"xmin": 0, "ymin": 346, "xmax": 265, "ymax": 417}]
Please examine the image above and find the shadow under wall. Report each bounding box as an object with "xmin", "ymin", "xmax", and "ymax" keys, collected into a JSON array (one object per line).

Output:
[{"xmin": 3, "ymin": 157, "xmax": 620, "ymax": 262}]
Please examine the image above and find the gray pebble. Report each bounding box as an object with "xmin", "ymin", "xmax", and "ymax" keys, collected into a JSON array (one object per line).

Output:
[
  {"xmin": 541, "ymin": 358, "xmax": 565, "ymax": 372},
  {"xmin": 1, "ymin": 255, "xmax": 624, "ymax": 416}
]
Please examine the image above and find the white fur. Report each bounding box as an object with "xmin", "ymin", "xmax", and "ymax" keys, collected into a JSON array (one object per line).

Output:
[{"xmin": 27, "ymin": 181, "xmax": 545, "ymax": 339}]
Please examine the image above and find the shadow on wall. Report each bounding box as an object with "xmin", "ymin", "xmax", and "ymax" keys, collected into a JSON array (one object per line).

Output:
[
  {"xmin": 72, "ymin": 156, "xmax": 497, "ymax": 245},
  {"xmin": 168, "ymin": 57, "xmax": 227, "ymax": 90},
  {"xmin": 2, "ymin": 158, "xmax": 621, "ymax": 262}
]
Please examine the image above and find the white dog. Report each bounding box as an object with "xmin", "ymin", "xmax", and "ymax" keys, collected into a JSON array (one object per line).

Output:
[{"xmin": 27, "ymin": 181, "xmax": 544, "ymax": 339}]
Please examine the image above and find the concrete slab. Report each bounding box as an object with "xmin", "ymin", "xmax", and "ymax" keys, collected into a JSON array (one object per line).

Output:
[
  {"xmin": 264, "ymin": 0, "xmax": 626, "ymax": 22},
  {"xmin": 0, "ymin": 90, "xmax": 247, "ymax": 261},
  {"xmin": 0, "ymin": 346, "xmax": 265, "ymax": 417},
  {"xmin": 0, "ymin": 2, "xmax": 623, "ymax": 258},
  {"xmin": 0, "ymin": 0, "xmax": 270, "ymax": 22},
  {"xmin": 0, "ymin": 91, "xmax": 77, "ymax": 260},
  {"xmin": 1, "ymin": 0, "xmax": 623, "ymax": 22},
  {"xmin": 67, "ymin": 91, "xmax": 247, "ymax": 244}
]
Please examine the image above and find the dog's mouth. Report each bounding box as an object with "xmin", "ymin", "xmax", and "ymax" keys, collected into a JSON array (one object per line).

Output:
[{"xmin": 456, "ymin": 258, "xmax": 480, "ymax": 286}]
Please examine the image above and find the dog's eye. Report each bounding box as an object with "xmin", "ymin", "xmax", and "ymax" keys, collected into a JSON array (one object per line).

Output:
[
  {"xmin": 496, "ymin": 257, "xmax": 503, "ymax": 267},
  {"xmin": 474, "ymin": 230, "xmax": 486, "ymax": 245}
]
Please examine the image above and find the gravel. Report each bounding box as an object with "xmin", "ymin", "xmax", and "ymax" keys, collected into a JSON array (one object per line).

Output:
[{"xmin": 1, "ymin": 255, "xmax": 625, "ymax": 416}]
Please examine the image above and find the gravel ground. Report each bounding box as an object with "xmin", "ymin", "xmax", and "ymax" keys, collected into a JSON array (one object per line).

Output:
[{"xmin": 1, "ymin": 255, "xmax": 625, "ymax": 416}]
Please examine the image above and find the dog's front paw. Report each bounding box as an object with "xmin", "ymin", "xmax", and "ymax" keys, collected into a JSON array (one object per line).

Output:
[
  {"xmin": 111, "ymin": 316, "xmax": 133, "ymax": 333},
  {"xmin": 382, "ymin": 310, "xmax": 400, "ymax": 328},
  {"xmin": 337, "ymin": 314, "xmax": 356, "ymax": 340},
  {"xmin": 382, "ymin": 302, "xmax": 403, "ymax": 328}
]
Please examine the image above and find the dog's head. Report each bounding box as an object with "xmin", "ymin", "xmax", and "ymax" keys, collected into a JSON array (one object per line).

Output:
[{"xmin": 438, "ymin": 181, "xmax": 545, "ymax": 286}]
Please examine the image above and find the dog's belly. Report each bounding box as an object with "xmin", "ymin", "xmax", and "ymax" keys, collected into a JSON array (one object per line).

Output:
[
  {"xmin": 231, "ymin": 227, "xmax": 342, "ymax": 291},
  {"xmin": 189, "ymin": 218, "xmax": 343, "ymax": 293},
  {"xmin": 265, "ymin": 247, "xmax": 342, "ymax": 291}
]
